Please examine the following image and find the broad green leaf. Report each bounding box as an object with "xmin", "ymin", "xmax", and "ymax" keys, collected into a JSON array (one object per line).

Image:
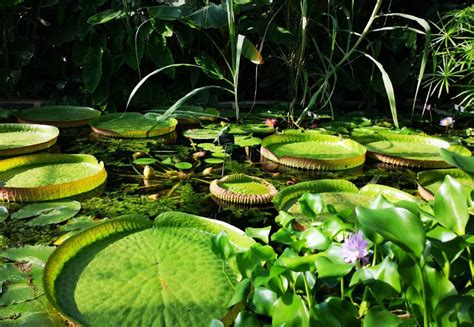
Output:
[
  {"xmin": 0, "ymin": 123, "xmax": 59, "ymax": 157},
  {"xmin": 17, "ymin": 106, "xmax": 101, "ymax": 127},
  {"xmin": 228, "ymin": 278, "xmax": 251, "ymax": 307},
  {"xmin": 434, "ymin": 175, "xmax": 469, "ymax": 235},
  {"xmin": 314, "ymin": 256, "xmax": 353, "ymax": 278},
  {"xmin": 147, "ymin": 6, "xmax": 185, "ymax": 21},
  {"xmin": 12, "ymin": 201, "xmax": 81, "ymax": 226},
  {"xmin": 195, "ymin": 53, "xmax": 224, "ymax": 80},
  {"xmin": 0, "ymin": 245, "xmax": 54, "ymax": 266},
  {"xmin": 242, "ymin": 38, "xmax": 264, "ymax": 64},
  {"xmin": 0, "ymin": 283, "xmax": 35, "ymax": 306},
  {"xmin": 0, "ymin": 206, "xmax": 8, "ymax": 223},
  {"xmin": 133, "ymin": 158, "xmax": 158, "ymax": 165},
  {"xmin": 0, "ymin": 264, "xmax": 26, "ymax": 284},
  {"xmin": 87, "ymin": 9, "xmax": 126, "ymax": 25},
  {"xmin": 298, "ymin": 193, "xmax": 323, "ymax": 219},
  {"xmin": 82, "ymin": 46, "xmax": 103, "ymax": 93},
  {"xmin": 271, "ymin": 293, "xmax": 309, "ymax": 327},
  {"xmin": 234, "ymin": 311, "xmax": 261, "ymax": 327},
  {"xmin": 312, "ymin": 297, "xmax": 359, "ymax": 326},
  {"xmin": 363, "ymin": 306, "xmax": 405, "ymax": 327},
  {"xmin": 439, "ymin": 148, "xmax": 474, "ymax": 173},
  {"xmin": 187, "ymin": 4, "xmax": 228, "ymax": 29},
  {"xmin": 245, "ymin": 226, "xmax": 271, "ymax": 244},
  {"xmin": 148, "ymin": 36, "xmax": 175, "ymax": 79},
  {"xmin": 275, "ymin": 249, "xmax": 318, "ymax": 272},
  {"xmin": 356, "ymin": 206, "xmax": 425, "ymax": 257},
  {"xmin": 211, "ymin": 231, "xmax": 234, "ymax": 260},
  {"xmin": 299, "ymin": 227, "xmax": 331, "ymax": 251},
  {"xmin": 433, "ymin": 295, "xmax": 474, "ymax": 327},
  {"xmin": 350, "ymin": 257, "xmax": 401, "ymax": 294},
  {"xmin": 251, "ymin": 286, "xmax": 277, "ymax": 316}
]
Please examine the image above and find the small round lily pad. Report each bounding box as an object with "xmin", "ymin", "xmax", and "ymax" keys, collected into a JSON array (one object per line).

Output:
[{"xmin": 210, "ymin": 174, "xmax": 278, "ymax": 206}]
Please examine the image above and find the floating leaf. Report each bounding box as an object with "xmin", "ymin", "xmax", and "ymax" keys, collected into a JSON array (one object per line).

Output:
[
  {"xmin": 174, "ymin": 162, "xmax": 192, "ymax": 170},
  {"xmin": 12, "ymin": 201, "xmax": 81, "ymax": 226}
]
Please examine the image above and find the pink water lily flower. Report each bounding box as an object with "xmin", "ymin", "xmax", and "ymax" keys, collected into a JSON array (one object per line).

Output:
[{"xmin": 264, "ymin": 118, "xmax": 277, "ymax": 128}]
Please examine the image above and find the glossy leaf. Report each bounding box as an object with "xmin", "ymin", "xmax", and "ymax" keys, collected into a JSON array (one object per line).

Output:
[
  {"xmin": 148, "ymin": 6, "xmax": 184, "ymax": 21},
  {"xmin": 12, "ymin": 201, "xmax": 81, "ymax": 226},
  {"xmin": 439, "ymin": 148, "xmax": 474, "ymax": 173},
  {"xmin": 434, "ymin": 175, "xmax": 469, "ymax": 235},
  {"xmin": 298, "ymin": 227, "xmax": 331, "ymax": 251},
  {"xmin": 314, "ymin": 256, "xmax": 353, "ymax": 278},
  {"xmin": 242, "ymin": 38, "xmax": 264, "ymax": 64},
  {"xmin": 0, "ymin": 245, "xmax": 54, "ymax": 266},
  {"xmin": 175, "ymin": 162, "xmax": 192, "ymax": 169},
  {"xmin": 251, "ymin": 287, "xmax": 277, "ymax": 316},
  {"xmin": 271, "ymin": 293, "xmax": 309, "ymax": 327},
  {"xmin": 228, "ymin": 278, "xmax": 251, "ymax": 307},
  {"xmin": 82, "ymin": 46, "xmax": 103, "ymax": 93},
  {"xmin": 187, "ymin": 4, "xmax": 228, "ymax": 29},
  {"xmin": 234, "ymin": 311, "xmax": 261, "ymax": 327},
  {"xmin": 363, "ymin": 306, "xmax": 405, "ymax": 327},
  {"xmin": 298, "ymin": 193, "xmax": 323, "ymax": 219},
  {"xmin": 356, "ymin": 206, "xmax": 425, "ymax": 257},
  {"xmin": 312, "ymin": 297, "xmax": 359, "ymax": 326},
  {"xmin": 245, "ymin": 226, "xmax": 271, "ymax": 244},
  {"xmin": 0, "ymin": 206, "xmax": 8, "ymax": 223},
  {"xmin": 87, "ymin": 9, "xmax": 126, "ymax": 25},
  {"xmin": 195, "ymin": 54, "xmax": 224, "ymax": 80}
]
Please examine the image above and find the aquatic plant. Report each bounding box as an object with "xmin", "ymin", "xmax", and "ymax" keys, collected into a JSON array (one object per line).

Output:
[
  {"xmin": 210, "ymin": 174, "xmax": 277, "ymax": 206},
  {"xmin": 261, "ymin": 132, "xmax": 366, "ymax": 170},
  {"xmin": 43, "ymin": 212, "xmax": 254, "ymax": 326},
  {"xmin": 0, "ymin": 124, "xmax": 59, "ymax": 157},
  {"xmin": 16, "ymin": 106, "xmax": 101, "ymax": 128},
  {"xmin": 0, "ymin": 154, "xmax": 107, "ymax": 202}
]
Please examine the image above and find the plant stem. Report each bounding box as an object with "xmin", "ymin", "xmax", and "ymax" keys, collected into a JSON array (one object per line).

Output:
[
  {"xmin": 466, "ymin": 246, "xmax": 474, "ymax": 285},
  {"xmin": 340, "ymin": 278, "xmax": 344, "ymax": 299},
  {"xmin": 303, "ymin": 273, "xmax": 312, "ymax": 307},
  {"xmin": 296, "ymin": 0, "xmax": 383, "ymax": 125},
  {"xmin": 416, "ymin": 260, "xmax": 430, "ymax": 327}
]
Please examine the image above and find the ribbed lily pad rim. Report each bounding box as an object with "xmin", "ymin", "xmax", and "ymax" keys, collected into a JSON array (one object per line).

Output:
[
  {"xmin": 89, "ymin": 113, "xmax": 178, "ymax": 138},
  {"xmin": 261, "ymin": 133, "xmax": 366, "ymax": 170},
  {"xmin": 273, "ymin": 179, "xmax": 359, "ymax": 211},
  {"xmin": 0, "ymin": 124, "xmax": 59, "ymax": 157},
  {"xmin": 17, "ymin": 106, "xmax": 102, "ymax": 128},
  {"xmin": 359, "ymin": 184, "xmax": 423, "ymax": 204},
  {"xmin": 354, "ymin": 131, "xmax": 471, "ymax": 168},
  {"xmin": 43, "ymin": 212, "xmax": 254, "ymax": 324},
  {"xmin": 417, "ymin": 168, "xmax": 474, "ymax": 201},
  {"xmin": 0, "ymin": 154, "xmax": 107, "ymax": 202},
  {"xmin": 210, "ymin": 174, "xmax": 278, "ymax": 205}
]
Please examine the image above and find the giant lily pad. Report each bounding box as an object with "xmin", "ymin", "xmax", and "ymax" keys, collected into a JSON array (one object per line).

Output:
[
  {"xmin": 261, "ymin": 132, "xmax": 366, "ymax": 170},
  {"xmin": 417, "ymin": 168, "xmax": 474, "ymax": 201},
  {"xmin": 43, "ymin": 213, "xmax": 254, "ymax": 326},
  {"xmin": 0, "ymin": 124, "xmax": 59, "ymax": 157},
  {"xmin": 17, "ymin": 106, "xmax": 102, "ymax": 128},
  {"xmin": 0, "ymin": 154, "xmax": 107, "ymax": 202},
  {"xmin": 90, "ymin": 113, "xmax": 178, "ymax": 138},
  {"xmin": 274, "ymin": 180, "xmax": 422, "ymax": 221},
  {"xmin": 354, "ymin": 131, "xmax": 471, "ymax": 168},
  {"xmin": 210, "ymin": 174, "xmax": 278, "ymax": 206}
]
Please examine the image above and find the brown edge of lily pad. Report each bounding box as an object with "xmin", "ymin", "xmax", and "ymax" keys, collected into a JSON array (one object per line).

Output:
[
  {"xmin": 210, "ymin": 174, "xmax": 278, "ymax": 205},
  {"xmin": 368, "ymin": 152, "xmax": 452, "ymax": 169},
  {"xmin": 17, "ymin": 117, "xmax": 93, "ymax": 128},
  {"xmin": 90, "ymin": 121, "xmax": 177, "ymax": 139}
]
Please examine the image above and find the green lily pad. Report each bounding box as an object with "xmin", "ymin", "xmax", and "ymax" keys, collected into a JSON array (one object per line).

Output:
[
  {"xmin": 417, "ymin": 168, "xmax": 474, "ymax": 201},
  {"xmin": 261, "ymin": 132, "xmax": 366, "ymax": 170},
  {"xmin": 354, "ymin": 131, "xmax": 471, "ymax": 168},
  {"xmin": 210, "ymin": 174, "xmax": 278, "ymax": 206},
  {"xmin": 12, "ymin": 201, "xmax": 81, "ymax": 226},
  {"xmin": 0, "ymin": 245, "xmax": 55, "ymax": 266},
  {"xmin": 183, "ymin": 128, "xmax": 221, "ymax": 140},
  {"xmin": 175, "ymin": 162, "xmax": 193, "ymax": 169},
  {"xmin": 90, "ymin": 113, "xmax": 178, "ymax": 138},
  {"xmin": 204, "ymin": 158, "xmax": 224, "ymax": 164},
  {"xmin": 0, "ymin": 154, "xmax": 107, "ymax": 202},
  {"xmin": 359, "ymin": 184, "xmax": 423, "ymax": 204},
  {"xmin": 43, "ymin": 213, "xmax": 254, "ymax": 326},
  {"xmin": 0, "ymin": 124, "xmax": 59, "ymax": 157},
  {"xmin": 17, "ymin": 106, "xmax": 102, "ymax": 128}
]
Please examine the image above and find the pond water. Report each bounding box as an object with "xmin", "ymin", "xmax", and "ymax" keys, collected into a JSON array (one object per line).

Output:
[{"xmin": 0, "ymin": 124, "xmax": 420, "ymax": 248}]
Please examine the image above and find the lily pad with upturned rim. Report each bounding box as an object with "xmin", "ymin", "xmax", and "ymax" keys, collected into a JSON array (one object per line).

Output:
[
  {"xmin": 43, "ymin": 212, "xmax": 254, "ymax": 326},
  {"xmin": 89, "ymin": 113, "xmax": 178, "ymax": 138},
  {"xmin": 353, "ymin": 131, "xmax": 471, "ymax": 168},
  {"xmin": 261, "ymin": 132, "xmax": 366, "ymax": 170},
  {"xmin": 274, "ymin": 180, "xmax": 423, "ymax": 220},
  {"xmin": 0, "ymin": 124, "xmax": 59, "ymax": 157},
  {"xmin": 0, "ymin": 154, "xmax": 107, "ymax": 202},
  {"xmin": 17, "ymin": 106, "xmax": 102, "ymax": 128},
  {"xmin": 210, "ymin": 174, "xmax": 278, "ymax": 206},
  {"xmin": 417, "ymin": 168, "xmax": 474, "ymax": 201}
]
